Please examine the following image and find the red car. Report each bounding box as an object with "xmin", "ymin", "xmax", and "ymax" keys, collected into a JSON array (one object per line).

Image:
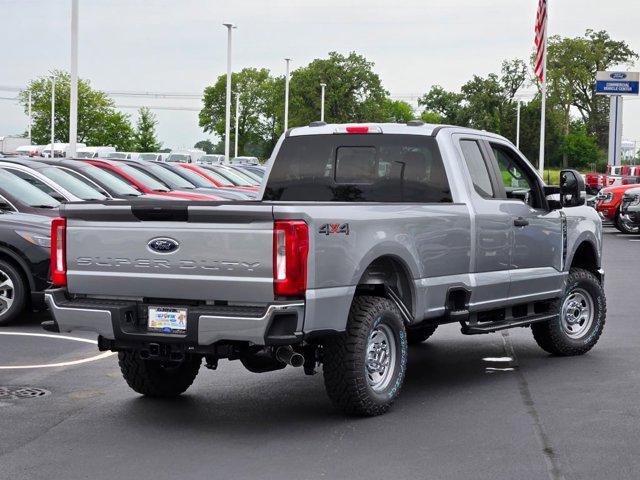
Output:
[
  {"xmin": 179, "ymin": 164, "xmax": 259, "ymax": 194},
  {"xmin": 584, "ymin": 173, "xmax": 607, "ymax": 194},
  {"xmin": 83, "ymin": 159, "xmax": 223, "ymax": 201},
  {"xmin": 595, "ymin": 184, "xmax": 640, "ymax": 233}
]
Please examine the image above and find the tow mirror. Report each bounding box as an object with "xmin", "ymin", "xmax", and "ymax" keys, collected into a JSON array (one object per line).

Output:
[{"xmin": 559, "ymin": 169, "xmax": 586, "ymax": 207}]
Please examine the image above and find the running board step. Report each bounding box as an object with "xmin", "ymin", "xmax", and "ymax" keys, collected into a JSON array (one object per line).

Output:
[{"xmin": 461, "ymin": 313, "xmax": 557, "ymax": 335}]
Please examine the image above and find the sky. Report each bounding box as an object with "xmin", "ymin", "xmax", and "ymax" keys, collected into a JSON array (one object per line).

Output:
[{"xmin": 1, "ymin": 0, "xmax": 639, "ymax": 151}]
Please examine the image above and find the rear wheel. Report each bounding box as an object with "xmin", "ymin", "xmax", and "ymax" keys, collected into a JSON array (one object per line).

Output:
[
  {"xmin": 532, "ymin": 268, "xmax": 606, "ymax": 356},
  {"xmin": 118, "ymin": 351, "xmax": 201, "ymax": 397},
  {"xmin": 323, "ymin": 296, "xmax": 408, "ymax": 416},
  {"xmin": 0, "ymin": 260, "xmax": 27, "ymax": 326}
]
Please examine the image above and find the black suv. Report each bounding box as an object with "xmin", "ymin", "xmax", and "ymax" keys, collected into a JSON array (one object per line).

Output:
[{"xmin": 0, "ymin": 169, "xmax": 56, "ymax": 324}]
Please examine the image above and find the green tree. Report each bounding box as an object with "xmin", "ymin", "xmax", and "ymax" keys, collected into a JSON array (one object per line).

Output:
[
  {"xmin": 545, "ymin": 30, "xmax": 637, "ymax": 150},
  {"xmin": 288, "ymin": 52, "xmax": 390, "ymax": 126},
  {"xmin": 381, "ymin": 99, "xmax": 415, "ymax": 123},
  {"xmin": 134, "ymin": 107, "xmax": 161, "ymax": 152},
  {"xmin": 558, "ymin": 122, "xmax": 603, "ymax": 170},
  {"xmin": 418, "ymin": 60, "xmax": 527, "ymax": 138},
  {"xmin": 18, "ymin": 70, "xmax": 135, "ymax": 150},
  {"xmin": 194, "ymin": 139, "xmax": 216, "ymax": 154},
  {"xmin": 199, "ymin": 68, "xmax": 278, "ymax": 158}
]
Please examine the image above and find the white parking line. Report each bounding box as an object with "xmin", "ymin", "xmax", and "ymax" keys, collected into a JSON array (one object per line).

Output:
[{"xmin": 0, "ymin": 331, "xmax": 115, "ymax": 370}]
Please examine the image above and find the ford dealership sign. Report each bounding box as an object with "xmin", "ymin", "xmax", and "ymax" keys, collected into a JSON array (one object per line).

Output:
[{"xmin": 596, "ymin": 71, "xmax": 639, "ymax": 95}]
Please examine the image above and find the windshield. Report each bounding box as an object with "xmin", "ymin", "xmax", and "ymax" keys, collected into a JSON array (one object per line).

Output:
[
  {"xmin": 41, "ymin": 167, "xmax": 108, "ymax": 200},
  {"xmin": 209, "ymin": 166, "xmax": 254, "ymax": 186},
  {"xmin": 76, "ymin": 164, "xmax": 141, "ymax": 196},
  {"xmin": 134, "ymin": 164, "xmax": 194, "ymax": 189},
  {"xmin": 75, "ymin": 151, "xmax": 94, "ymax": 158},
  {"xmin": 138, "ymin": 153, "xmax": 159, "ymax": 161},
  {"xmin": 195, "ymin": 167, "xmax": 233, "ymax": 186},
  {"xmin": 234, "ymin": 167, "xmax": 262, "ymax": 182},
  {"xmin": 117, "ymin": 164, "xmax": 170, "ymax": 191},
  {"xmin": 0, "ymin": 169, "xmax": 60, "ymax": 208},
  {"xmin": 106, "ymin": 152, "xmax": 128, "ymax": 160},
  {"xmin": 167, "ymin": 154, "xmax": 191, "ymax": 163},
  {"xmin": 170, "ymin": 166, "xmax": 215, "ymax": 187}
]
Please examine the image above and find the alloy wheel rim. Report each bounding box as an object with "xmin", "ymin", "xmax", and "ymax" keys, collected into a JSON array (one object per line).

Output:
[
  {"xmin": 0, "ymin": 270, "xmax": 14, "ymax": 315},
  {"xmin": 365, "ymin": 323, "xmax": 396, "ymax": 392},
  {"xmin": 561, "ymin": 288, "xmax": 594, "ymax": 339}
]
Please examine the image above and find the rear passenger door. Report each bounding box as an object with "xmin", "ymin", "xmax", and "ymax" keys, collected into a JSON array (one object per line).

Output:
[
  {"xmin": 485, "ymin": 140, "xmax": 564, "ymax": 302},
  {"xmin": 456, "ymin": 136, "xmax": 512, "ymax": 309}
]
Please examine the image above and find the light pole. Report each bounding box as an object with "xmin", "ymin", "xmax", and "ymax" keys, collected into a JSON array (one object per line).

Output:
[
  {"xmin": 320, "ymin": 83, "xmax": 326, "ymax": 122},
  {"xmin": 68, "ymin": 0, "xmax": 79, "ymax": 157},
  {"xmin": 27, "ymin": 91, "xmax": 32, "ymax": 141},
  {"xmin": 284, "ymin": 58, "xmax": 291, "ymax": 131},
  {"xmin": 223, "ymin": 23, "xmax": 235, "ymax": 164},
  {"xmin": 234, "ymin": 92, "xmax": 240, "ymax": 158},
  {"xmin": 516, "ymin": 99, "xmax": 521, "ymax": 149},
  {"xmin": 50, "ymin": 76, "xmax": 56, "ymax": 157}
]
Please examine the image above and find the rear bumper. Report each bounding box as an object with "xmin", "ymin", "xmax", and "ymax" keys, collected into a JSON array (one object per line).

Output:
[{"xmin": 44, "ymin": 288, "xmax": 304, "ymax": 347}]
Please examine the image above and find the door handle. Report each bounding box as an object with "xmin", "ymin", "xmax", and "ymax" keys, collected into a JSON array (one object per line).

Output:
[{"xmin": 513, "ymin": 217, "xmax": 529, "ymax": 227}]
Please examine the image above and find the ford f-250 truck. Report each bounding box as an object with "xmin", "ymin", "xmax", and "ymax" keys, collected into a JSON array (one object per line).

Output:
[{"xmin": 43, "ymin": 122, "xmax": 606, "ymax": 416}]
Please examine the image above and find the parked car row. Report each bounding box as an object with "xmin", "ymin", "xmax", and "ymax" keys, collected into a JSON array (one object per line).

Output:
[{"xmin": 0, "ymin": 154, "xmax": 266, "ymax": 325}]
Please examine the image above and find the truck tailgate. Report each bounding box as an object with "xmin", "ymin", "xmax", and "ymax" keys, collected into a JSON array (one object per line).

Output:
[{"xmin": 62, "ymin": 202, "xmax": 275, "ymax": 303}]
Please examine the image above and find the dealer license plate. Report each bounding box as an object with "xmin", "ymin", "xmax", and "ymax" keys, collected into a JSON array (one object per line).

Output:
[{"xmin": 147, "ymin": 307, "xmax": 187, "ymax": 334}]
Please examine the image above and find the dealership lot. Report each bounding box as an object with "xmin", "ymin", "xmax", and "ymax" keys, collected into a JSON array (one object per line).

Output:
[{"xmin": 0, "ymin": 226, "xmax": 638, "ymax": 480}]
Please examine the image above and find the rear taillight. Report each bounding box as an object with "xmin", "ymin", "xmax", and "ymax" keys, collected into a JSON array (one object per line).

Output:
[
  {"xmin": 273, "ymin": 220, "xmax": 309, "ymax": 297},
  {"xmin": 50, "ymin": 217, "xmax": 67, "ymax": 287}
]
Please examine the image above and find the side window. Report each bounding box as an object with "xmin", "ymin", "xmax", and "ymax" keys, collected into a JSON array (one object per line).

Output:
[
  {"xmin": 2, "ymin": 168, "xmax": 58, "ymax": 197},
  {"xmin": 459, "ymin": 140, "xmax": 494, "ymax": 198},
  {"xmin": 490, "ymin": 144, "xmax": 540, "ymax": 207}
]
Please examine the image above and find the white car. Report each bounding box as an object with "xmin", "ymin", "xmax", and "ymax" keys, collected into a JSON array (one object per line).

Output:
[
  {"xmin": 198, "ymin": 154, "xmax": 226, "ymax": 165},
  {"xmin": 232, "ymin": 156, "xmax": 259, "ymax": 165},
  {"xmin": 166, "ymin": 149, "xmax": 205, "ymax": 164},
  {"xmin": 75, "ymin": 146, "xmax": 116, "ymax": 159},
  {"xmin": 106, "ymin": 152, "xmax": 140, "ymax": 160}
]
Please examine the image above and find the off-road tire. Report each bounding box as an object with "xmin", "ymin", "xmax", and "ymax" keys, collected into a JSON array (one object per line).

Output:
[
  {"xmin": 406, "ymin": 323, "xmax": 437, "ymax": 345},
  {"xmin": 532, "ymin": 268, "xmax": 606, "ymax": 356},
  {"xmin": 322, "ymin": 295, "xmax": 408, "ymax": 416},
  {"xmin": 118, "ymin": 351, "xmax": 201, "ymax": 397},
  {"xmin": 614, "ymin": 210, "xmax": 640, "ymax": 234},
  {"xmin": 0, "ymin": 259, "xmax": 27, "ymax": 326}
]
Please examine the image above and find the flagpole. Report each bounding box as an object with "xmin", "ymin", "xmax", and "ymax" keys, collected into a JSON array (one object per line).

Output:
[{"xmin": 538, "ymin": 3, "xmax": 547, "ymax": 176}]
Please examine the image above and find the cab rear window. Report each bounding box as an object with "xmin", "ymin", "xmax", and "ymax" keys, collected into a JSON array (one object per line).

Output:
[{"xmin": 263, "ymin": 134, "xmax": 452, "ymax": 203}]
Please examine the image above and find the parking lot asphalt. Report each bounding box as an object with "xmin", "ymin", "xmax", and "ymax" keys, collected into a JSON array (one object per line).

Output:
[{"xmin": 0, "ymin": 226, "xmax": 638, "ymax": 480}]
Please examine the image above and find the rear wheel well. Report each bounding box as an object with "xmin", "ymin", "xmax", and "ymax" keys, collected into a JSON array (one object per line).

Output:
[
  {"xmin": 570, "ymin": 241, "xmax": 600, "ymax": 281},
  {"xmin": 355, "ymin": 256, "xmax": 413, "ymax": 317}
]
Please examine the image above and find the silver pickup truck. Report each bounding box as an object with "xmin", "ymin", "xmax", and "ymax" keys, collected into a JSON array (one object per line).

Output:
[{"xmin": 44, "ymin": 122, "xmax": 606, "ymax": 416}]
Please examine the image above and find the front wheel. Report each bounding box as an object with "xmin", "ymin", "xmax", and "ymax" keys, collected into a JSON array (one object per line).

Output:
[
  {"xmin": 322, "ymin": 296, "xmax": 408, "ymax": 416},
  {"xmin": 118, "ymin": 351, "xmax": 201, "ymax": 397},
  {"xmin": 532, "ymin": 268, "xmax": 606, "ymax": 356},
  {"xmin": 614, "ymin": 210, "xmax": 640, "ymax": 234}
]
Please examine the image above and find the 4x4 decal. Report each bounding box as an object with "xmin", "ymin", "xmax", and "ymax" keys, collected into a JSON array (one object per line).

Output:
[{"xmin": 319, "ymin": 223, "xmax": 350, "ymax": 236}]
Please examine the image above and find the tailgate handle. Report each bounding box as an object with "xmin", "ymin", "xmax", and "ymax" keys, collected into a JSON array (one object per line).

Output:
[{"xmin": 131, "ymin": 205, "xmax": 189, "ymax": 221}]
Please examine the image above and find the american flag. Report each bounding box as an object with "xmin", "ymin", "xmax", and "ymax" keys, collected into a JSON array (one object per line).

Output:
[{"xmin": 534, "ymin": 0, "xmax": 547, "ymax": 83}]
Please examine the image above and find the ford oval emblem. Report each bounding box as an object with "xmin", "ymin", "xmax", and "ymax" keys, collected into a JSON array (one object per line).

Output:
[
  {"xmin": 147, "ymin": 237, "xmax": 180, "ymax": 254},
  {"xmin": 610, "ymin": 72, "xmax": 627, "ymax": 79}
]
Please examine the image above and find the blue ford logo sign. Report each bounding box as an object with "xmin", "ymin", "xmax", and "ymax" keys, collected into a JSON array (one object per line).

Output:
[
  {"xmin": 610, "ymin": 72, "xmax": 627, "ymax": 79},
  {"xmin": 147, "ymin": 237, "xmax": 180, "ymax": 254}
]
